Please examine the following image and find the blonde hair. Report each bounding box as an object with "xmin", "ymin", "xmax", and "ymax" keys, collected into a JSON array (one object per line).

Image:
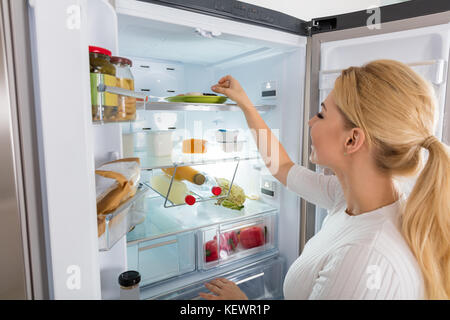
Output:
[{"xmin": 333, "ymin": 59, "xmax": 450, "ymax": 299}]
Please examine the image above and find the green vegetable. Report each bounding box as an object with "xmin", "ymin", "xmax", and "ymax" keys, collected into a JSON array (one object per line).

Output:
[{"xmin": 215, "ymin": 178, "xmax": 246, "ymax": 211}]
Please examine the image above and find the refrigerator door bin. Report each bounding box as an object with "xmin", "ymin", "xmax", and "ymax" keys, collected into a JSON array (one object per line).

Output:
[
  {"xmin": 154, "ymin": 255, "xmax": 285, "ymax": 300},
  {"xmin": 127, "ymin": 232, "xmax": 196, "ymax": 287},
  {"xmin": 199, "ymin": 211, "xmax": 277, "ymax": 270},
  {"xmin": 98, "ymin": 182, "xmax": 150, "ymax": 251}
]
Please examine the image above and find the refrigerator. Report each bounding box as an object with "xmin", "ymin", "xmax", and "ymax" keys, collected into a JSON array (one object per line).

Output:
[{"xmin": 2, "ymin": 0, "xmax": 449, "ymax": 300}]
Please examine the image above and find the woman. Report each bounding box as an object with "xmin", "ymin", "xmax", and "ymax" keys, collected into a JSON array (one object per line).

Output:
[{"xmin": 198, "ymin": 60, "xmax": 450, "ymax": 300}]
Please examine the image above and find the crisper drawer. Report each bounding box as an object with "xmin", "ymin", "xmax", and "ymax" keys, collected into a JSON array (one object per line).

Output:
[
  {"xmin": 156, "ymin": 256, "xmax": 285, "ymax": 300},
  {"xmin": 199, "ymin": 211, "xmax": 277, "ymax": 270},
  {"xmin": 127, "ymin": 232, "xmax": 196, "ymax": 287}
]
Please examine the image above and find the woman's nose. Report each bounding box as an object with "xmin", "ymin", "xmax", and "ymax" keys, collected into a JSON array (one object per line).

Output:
[{"xmin": 308, "ymin": 117, "xmax": 315, "ymax": 127}]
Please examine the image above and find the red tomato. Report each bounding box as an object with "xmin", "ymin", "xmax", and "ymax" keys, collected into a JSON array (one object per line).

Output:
[
  {"xmin": 205, "ymin": 239, "xmax": 218, "ymax": 262},
  {"xmin": 239, "ymin": 226, "xmax": 265, "ymax": 249}
]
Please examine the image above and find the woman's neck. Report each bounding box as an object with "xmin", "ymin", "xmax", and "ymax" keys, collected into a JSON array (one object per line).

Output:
[{"xmin": 334, "ymin": 166, "xmax": 399, "ymax": 216}]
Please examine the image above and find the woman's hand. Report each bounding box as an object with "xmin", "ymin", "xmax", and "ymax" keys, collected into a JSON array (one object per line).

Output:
[
  {"xmin": 198, "ymin": 278, "xmax": 249, "ymax": 300},
  {"xmin": 211, "ymin": 75, "xmax": 253, "ymax": 110}
]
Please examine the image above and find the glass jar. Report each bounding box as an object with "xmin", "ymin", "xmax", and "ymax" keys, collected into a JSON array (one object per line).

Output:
[
  {"xmin": 89, "ymin": 46, "xmax": 118, "ymax": 122},
  {"xmin": 118, "ymin": 271, "xmax": 141, "ymax": 300},
  {"xmin": 111, "ymin": 56, "xmax": 136, "ymax": 121}
]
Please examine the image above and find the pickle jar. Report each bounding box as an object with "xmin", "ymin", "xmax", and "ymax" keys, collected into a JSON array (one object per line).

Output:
[
  {"xmin": 89, "ymin": 46, "xmax": 118, "ymax": 122},
  {"xmin": 111, "ymin": 56, "xmax": 136, "ymax": 121}
]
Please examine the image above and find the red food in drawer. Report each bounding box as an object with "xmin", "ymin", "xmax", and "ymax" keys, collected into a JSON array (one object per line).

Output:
[
  {"xmin": 205, "ymin": 239, "xmax": 218, "ymax": 262},
  {"xmin": 217, "ymin": 231, "xmax": 239, "ymax": 254},
  {"xmin": 239, "ymin": 226, "xmax": 265, "ymax": 249}
]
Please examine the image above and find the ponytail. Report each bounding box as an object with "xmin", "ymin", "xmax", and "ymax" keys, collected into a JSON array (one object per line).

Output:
[{"xmin": 401, "ymin": 137, "xmax": 450, "ymax": 299}]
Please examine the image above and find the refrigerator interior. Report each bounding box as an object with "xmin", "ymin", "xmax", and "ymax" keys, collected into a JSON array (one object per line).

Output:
[
  {"xmin": 313, "ymin": 22, "xmax": 450, "ymax": 233},
  {"xmin": 90, "ymin": 0, "xmax": 307, "ymax": 299}
]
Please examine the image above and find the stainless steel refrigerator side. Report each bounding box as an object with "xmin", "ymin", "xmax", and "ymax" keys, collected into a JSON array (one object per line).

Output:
[
  {"xmin": 299, "ymin": 35, "xmax": 320, "ymax": 253},
  {"xmin": 304, "ymin": 10, "xmax": 450, "ymax": 246},
  {"xmin": 0, "ymin": 0, "xmax": 31, "ymax": 299},
  {"xmin": 443, "ymin": 48, "xmax": 450, "ymax": 146},
  {"xmin": 5, "ymin": 0, "xmax": 50, "ymax": 299}
]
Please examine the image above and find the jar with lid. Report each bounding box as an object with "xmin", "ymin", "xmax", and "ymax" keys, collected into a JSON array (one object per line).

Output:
[
  {"xmin": 118, "ymin": 270, "xmax": 141, "ymax": 300},
  {"xmin": 111, "ymin": 56, "xmax": 136, "ymax": 121},
  {"xmin": 89, "ymin": 46, "xmax": 118, "ymax": 122}
]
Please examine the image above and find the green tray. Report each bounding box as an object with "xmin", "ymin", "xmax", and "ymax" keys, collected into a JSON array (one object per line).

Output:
[{"xmin": 165, "ymin": 95, "xmax": 228, "ymax": 104}]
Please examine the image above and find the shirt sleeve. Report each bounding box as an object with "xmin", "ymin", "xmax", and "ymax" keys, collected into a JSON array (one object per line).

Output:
[
  {"xmin": 286, "ymin": 164, "xmax": 342, "ymax": 210},
  {"xmin": 308, "ymin": 244, "xmax": 402, "ymax": 300}
]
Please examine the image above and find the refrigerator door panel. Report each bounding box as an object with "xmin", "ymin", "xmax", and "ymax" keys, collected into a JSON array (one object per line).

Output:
[
  {"xmin": 28, "ymin": 0, "xmax": 101, "ymax": 299},
  {"xmin": 302, "ymin": 11, "xmax": 450, "ymax": 246}
]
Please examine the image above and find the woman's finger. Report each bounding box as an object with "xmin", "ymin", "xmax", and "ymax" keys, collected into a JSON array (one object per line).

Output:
[
  {"xmin": 205, "ymin": 282, "xmax": 222, "ymax": 294},
  {"xmin": 210, "ymin": 279, "xmax": 224, "ymax": 288},
  {"xmin": 218, "ymin": 75, "xmax": 232, "ymax": 84},
  {"xmin": 211, "ymin": 85, "xmax": 227, "ymax": 94},
  {"xmin": 217, "ymin": 278, "xmax": 231, "ymax": 284}
]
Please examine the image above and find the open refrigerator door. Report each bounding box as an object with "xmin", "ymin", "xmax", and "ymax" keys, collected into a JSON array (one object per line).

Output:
[{"xmin": 305, "ymin": 12, "xmax": 450, "ymax": 241}]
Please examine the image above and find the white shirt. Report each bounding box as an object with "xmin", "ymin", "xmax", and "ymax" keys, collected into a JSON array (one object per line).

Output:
[{"xmin": 283, "ymin": 164, "xmax": 425, "ymax": 300}]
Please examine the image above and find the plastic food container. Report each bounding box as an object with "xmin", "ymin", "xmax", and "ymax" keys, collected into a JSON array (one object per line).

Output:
[
  {"xmin": 215, "ymin": 129, "xmax": 239, "ymax": 142},
  {"xmin": 182, "ymin": 139, "xmax": 207, "ymax": 154},
  {"xmin": 146, "ymin": 129, "xmax": 174, "ymax": 157}
]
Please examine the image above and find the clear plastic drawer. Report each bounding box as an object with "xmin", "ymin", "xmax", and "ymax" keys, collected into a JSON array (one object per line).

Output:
[
  {"xmin": 199, "ymin": 211, "xmax": 277, "ymax": 270},
  {"xmin": 127, "ymin": 232, "xmax": 196, "ymax": 287},
  {"xmin": 154, "ymin": 256, "xmax": 285, "ymax": 300}
]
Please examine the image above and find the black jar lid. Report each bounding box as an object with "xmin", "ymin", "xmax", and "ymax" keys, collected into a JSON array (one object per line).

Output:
[{"xmin": 118, "ymin": 271, "xmax": 141, "ymax": 287}]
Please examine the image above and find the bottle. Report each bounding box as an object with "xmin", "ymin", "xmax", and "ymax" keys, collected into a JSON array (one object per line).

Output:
[
  {"xmin": 118, "ymin": 271, "xmax": 141, "ymax": 300},
  {"xmin": 89, "ymin": 46, "xmax": 118, "ymax": 122},
  {"xmin": 150, "ymin": 174, "xmax": 196, "ymax": 205},
  {"xmin": 110, "ymin": 56, "xmax": 136, "ymax": 121},
  {"xmin": 162, "ymin": 166, "xmax": 206, "ymax": 185},
  {"xmin": 188, "ymin": 175, "xmax": 222, "ymax": 199}
]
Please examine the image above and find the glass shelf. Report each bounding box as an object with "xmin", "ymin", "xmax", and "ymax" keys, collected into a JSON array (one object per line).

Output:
[
  {"xmin": 98, "ymin": 84, "xmax": 275, "ymax": 113},
  {"xmin": 126, "ymin": 196, "xmax": 278, "ymax": 245},
  {"xmin": 142, "ymin": 101, "xmax": 275, "ymax": 112},
  {"xmin": 135, "ymin": 144, "xmax": 261, "ymax": 170}
]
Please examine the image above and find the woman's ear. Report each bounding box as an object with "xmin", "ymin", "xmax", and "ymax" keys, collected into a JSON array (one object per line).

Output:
[{"xmin": 344, "ymin": 128, "xmax": 365, "ymax": 155}]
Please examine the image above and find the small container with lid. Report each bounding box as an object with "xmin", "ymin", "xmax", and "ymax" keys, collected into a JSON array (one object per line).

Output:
[
  {"xmin": 111, "ymin": 56, "xmax": 136, "ymax": 121},
  {"xmin": 89, "ymin": 46, "xmax": 118, "ymax": 122},
  {"xmin": 118, "ymin": 270, "xmax": 141, "ymax": 300},
  {"xmin": 145, "ymin": 127, "xmax": 175, "ymax": 157}
]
